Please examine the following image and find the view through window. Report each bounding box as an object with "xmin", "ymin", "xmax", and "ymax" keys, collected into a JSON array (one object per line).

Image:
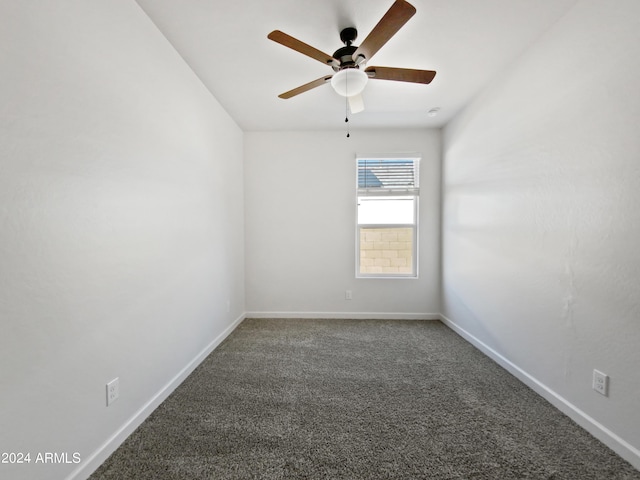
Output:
[{"xmin": 356, "ymin": 156, "xmax": 419, "ymax": 277}]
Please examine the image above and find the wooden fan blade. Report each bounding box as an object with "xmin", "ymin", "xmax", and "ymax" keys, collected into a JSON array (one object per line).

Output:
[
  {"xmin": 365, "ymin": 66, "xmax": 436, "ymax": 84},
  {"xmin": 278, "ymin": 75, "xmax": 333, "ymax": 99},
  {"xmin": 353, "ymin": 0, "xmax": 416, "ymax": 63},
  {"xmin": 268, "ymin": 30, "xmax": 339, "ymax": 68}
]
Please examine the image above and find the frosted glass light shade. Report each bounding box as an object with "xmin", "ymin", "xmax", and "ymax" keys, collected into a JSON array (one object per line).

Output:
[{"xmin": 331, "ymin": 69, "xmax": 368, "ymax": 97}]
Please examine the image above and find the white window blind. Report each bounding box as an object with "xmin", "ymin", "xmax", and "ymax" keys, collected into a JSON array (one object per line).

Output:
[{"xmin": 357, "ymin": 157, "xmax": 419, "ymax": 196}]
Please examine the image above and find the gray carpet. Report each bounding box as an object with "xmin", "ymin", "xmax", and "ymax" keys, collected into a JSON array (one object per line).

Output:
[{"xmin": 90, "ymin": 318, "xmax": 640, "ymax": 479}]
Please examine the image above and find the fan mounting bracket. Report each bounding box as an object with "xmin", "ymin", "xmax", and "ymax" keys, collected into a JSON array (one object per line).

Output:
[{"xmin": 339, "ymin": 27, "xmax": 358, "ymax": 46}]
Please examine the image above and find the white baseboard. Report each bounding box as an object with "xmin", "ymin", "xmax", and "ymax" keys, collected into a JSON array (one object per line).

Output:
[
  {"xmin": 245, "ymin": 311, "xmax": 440, "ymax": 320},
  {"xmin": 69, "ymin": 313, "xmax": 246, "ymax": 480},
  {"xmin": 439, "ymin": 313, "xmax": 640, "ymax": 471}
]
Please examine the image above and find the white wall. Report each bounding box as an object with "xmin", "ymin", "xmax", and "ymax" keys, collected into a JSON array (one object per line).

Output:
[
  {"xmin": 0, "ymin": 2, "xmax": 244, "ymax": 479},
  {"xmin": 442, "ymin": 0, "xmax": 640, "ymax": 468},
  {"xmin": 244, "ymin": 129, "xmax": 440, "ymax": 318}
]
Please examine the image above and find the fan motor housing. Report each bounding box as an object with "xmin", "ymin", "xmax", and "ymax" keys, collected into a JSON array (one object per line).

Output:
[
  {"xmin": 332, "ymin": 45, "xmax": 358, "ymax": 69},
  {"xmin": 331, "ymin": 27, "xmax": 360, "ymax": 71}
]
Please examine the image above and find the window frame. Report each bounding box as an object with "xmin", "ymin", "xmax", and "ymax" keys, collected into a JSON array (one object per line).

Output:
[{"xmin": 355, "ymin": 154, "xmax": 421, "ymax": 279}]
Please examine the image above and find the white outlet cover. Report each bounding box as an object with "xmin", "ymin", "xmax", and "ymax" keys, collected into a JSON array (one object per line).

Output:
[
  {"xmin": 106, "ymin": 377, "xmax": 120, "ymax": 406},
  {"xmin": 592, "ymin": 370, "xmax": 609, "ymax": 397}
]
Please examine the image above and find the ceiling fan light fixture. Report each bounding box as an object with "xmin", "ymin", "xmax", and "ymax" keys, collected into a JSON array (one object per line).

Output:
[{"xmin": 330, "ymin": 68, "xmax": 368, "ymax": 97}]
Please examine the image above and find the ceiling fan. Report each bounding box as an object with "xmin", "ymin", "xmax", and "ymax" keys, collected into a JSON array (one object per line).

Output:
[{"xmin": 268, "ymin": 0, "xmax": 436, "ymax": 114}]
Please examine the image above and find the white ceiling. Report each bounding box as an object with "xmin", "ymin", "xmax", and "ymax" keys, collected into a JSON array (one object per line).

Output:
[{"xmin": 134, "ymin": 0, "xmax": 578, "ymax": 131}]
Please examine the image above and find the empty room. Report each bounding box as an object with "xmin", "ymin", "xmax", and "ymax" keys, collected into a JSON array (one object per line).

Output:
[{"xmin": 1, "ymin": 0, "xmax": 639, "ymax": 479}]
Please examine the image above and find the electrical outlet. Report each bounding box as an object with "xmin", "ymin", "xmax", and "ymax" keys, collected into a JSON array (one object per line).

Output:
[
  {"xmin": 345, "ymin": 290, "xmax": 352, "ymax": 300},
  {"xmin": 106, "ymin": 378, "xmax": 119, "ymax": 406},
  {"xmin": 592, "ymin": 370, "xmax": 609, "ymax": 396}
]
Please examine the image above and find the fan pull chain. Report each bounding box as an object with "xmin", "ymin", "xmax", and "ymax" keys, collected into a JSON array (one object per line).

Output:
[
  {"xmin": 345, "ymin": 96, "xmax": 350, "ymax": 138},
  {"xmin": 345, "ymin": 70, "xmax": 350, "ymax": 138}
]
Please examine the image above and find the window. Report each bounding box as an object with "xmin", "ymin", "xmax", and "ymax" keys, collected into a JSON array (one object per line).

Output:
[{"xmin": 356, "ymin": 155, "xmax": 419, "ymax": 278}]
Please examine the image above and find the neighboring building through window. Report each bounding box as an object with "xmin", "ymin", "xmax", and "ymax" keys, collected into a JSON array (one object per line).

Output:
[{"xmin": 356, "ymin": 155, "xmax": 420, "ymax": 278}]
